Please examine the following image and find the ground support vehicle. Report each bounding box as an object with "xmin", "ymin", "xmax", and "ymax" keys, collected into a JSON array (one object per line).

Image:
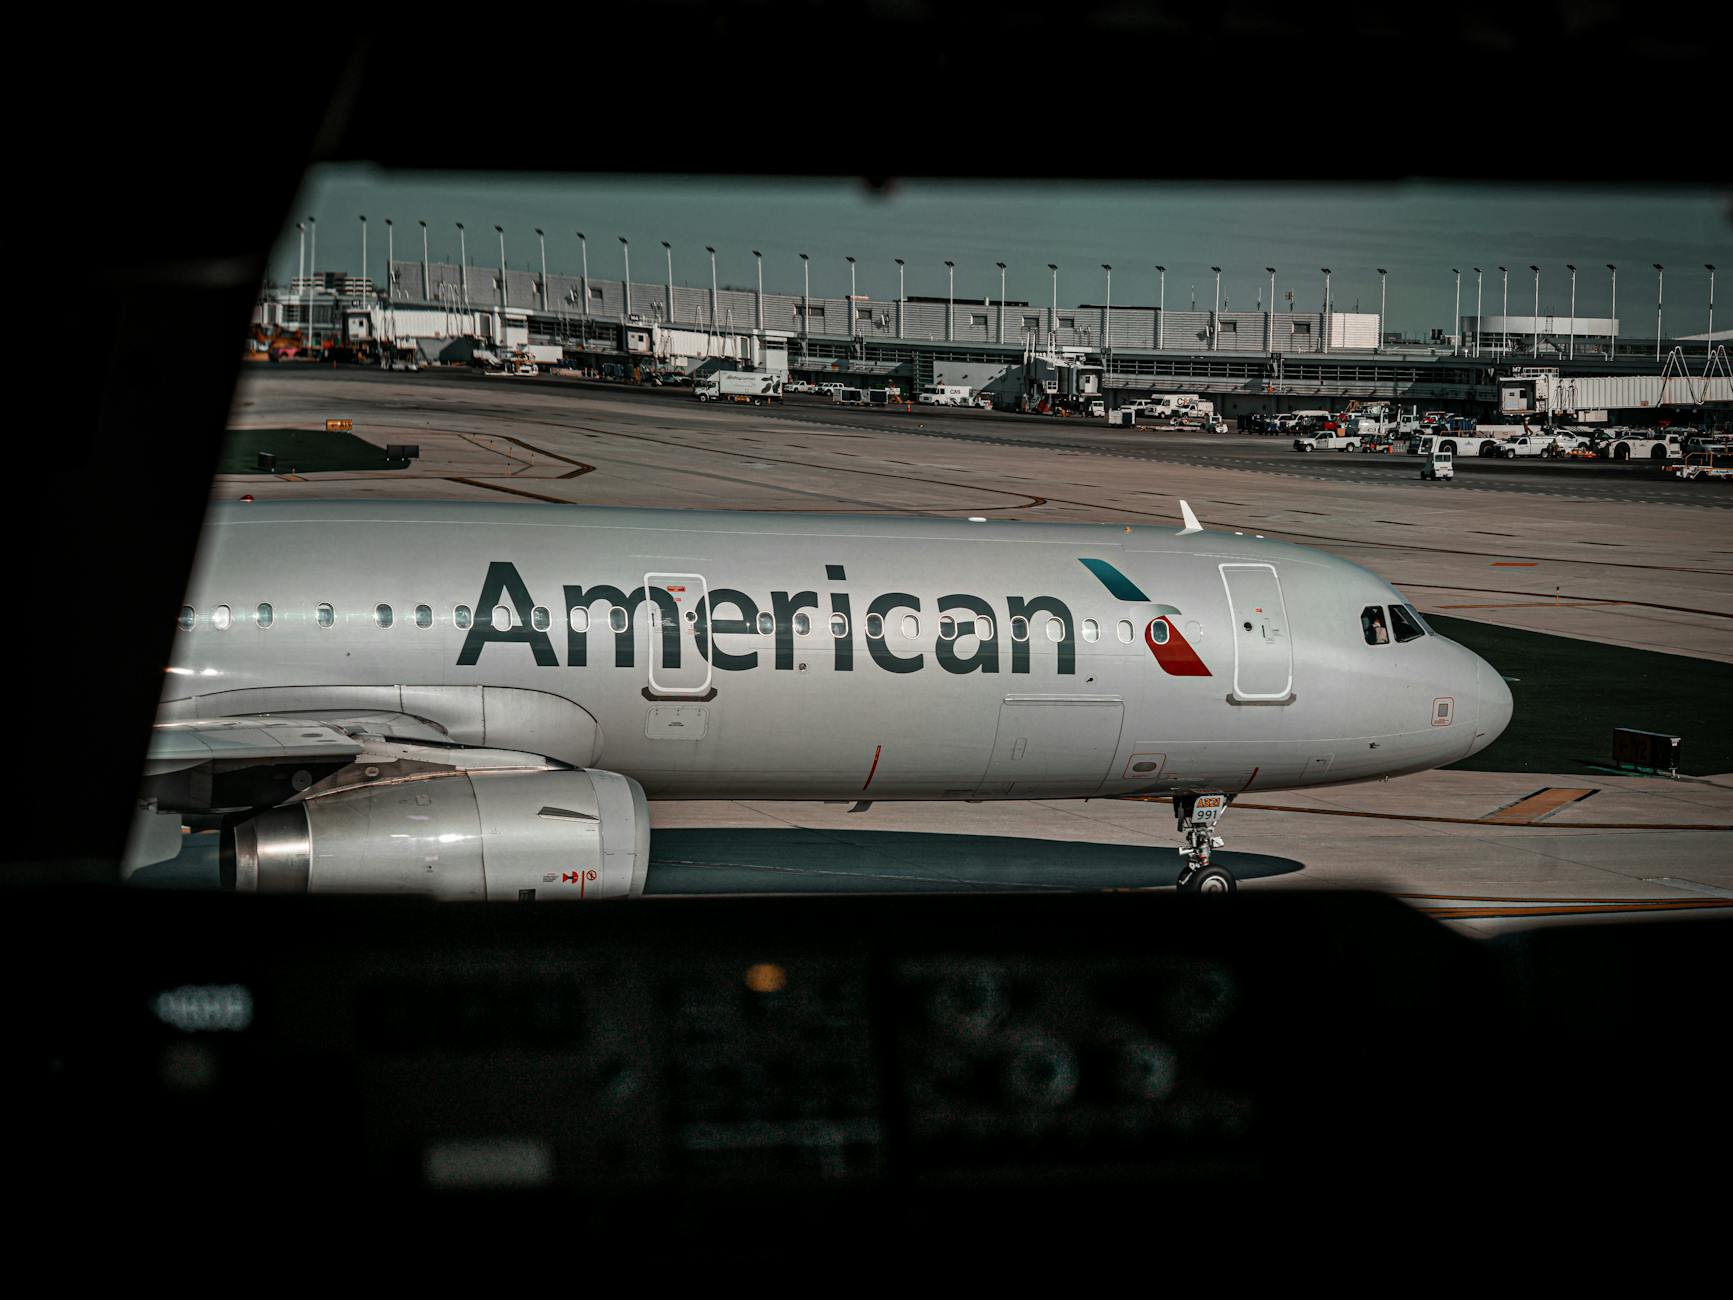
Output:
[
  {"xmin": 695, "ymin": 371, "xmax": 783, "ymax": 404},
  {"xmin": 1599, "ymin": 432, "xmax": 1681, "ymax": 462},
  {"xmin": 1411, "ymin": 433, "xmax": 1500, "ymax": 457},
  {"xmin": 1666, "ymin": 452, "xmax": 1733, "ymax": 481},
  {"xmin": 917, "ymin": 385, "xmax": 974, "ymax": 406},
  {"xmin": 1293, "ymin": 433, "xmax": 1362, "ymax": 452},
  {"xmin": 1421, "ymin": 451, "xmax": 1455, "ymax": 480}
]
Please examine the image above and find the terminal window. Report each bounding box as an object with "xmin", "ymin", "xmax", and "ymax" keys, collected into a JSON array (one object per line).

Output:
[
  {"xmin": 971, "ymin": 313, "xmax": 988, "ymax": 326},
  {"xmin": 1292, "ymin": 321, "xmax": 1312, "ymax": 336},
  {"xmin": 1023, "ymin": 315, "xmax": 1042, "ymax": 328},
  {"xmin": 1219, "ymin": 320, "xmax": 1238, "ymax": 333},
  {"xmin": 1059, "ymin": 316, "xmax": 1076, "ymax": 329}
]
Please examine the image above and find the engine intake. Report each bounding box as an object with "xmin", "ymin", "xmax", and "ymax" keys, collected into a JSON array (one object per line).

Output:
[{"xmin": 227, "ymin": 769, "xmax": 649, "ymax": 901}]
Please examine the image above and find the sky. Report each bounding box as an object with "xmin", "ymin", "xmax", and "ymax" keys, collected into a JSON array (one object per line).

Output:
[{"xmin": 277, "ymin": 167, "xmax": 1730, "ymax": 336}]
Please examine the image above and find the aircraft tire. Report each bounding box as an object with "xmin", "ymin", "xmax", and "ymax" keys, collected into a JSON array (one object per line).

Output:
[{"xmin": 1179, "ymin": 866, "xmax": 1236, "ymax": 894}]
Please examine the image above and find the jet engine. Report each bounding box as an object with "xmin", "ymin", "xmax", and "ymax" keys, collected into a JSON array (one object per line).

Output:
[{"xmin": 224, "ymin": 769, "xmax": 650, "ymax": 901}]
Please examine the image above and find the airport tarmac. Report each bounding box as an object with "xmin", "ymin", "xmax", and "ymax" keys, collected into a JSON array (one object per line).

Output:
[{"xmin": 193, "ymin": 367, "xmax": 1733, "ymax": 930}]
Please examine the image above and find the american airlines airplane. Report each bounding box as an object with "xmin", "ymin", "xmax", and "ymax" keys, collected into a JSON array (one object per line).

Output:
[{"xmin": 133, "ymin": 500, "xmax": 1512, "ymax": 896}]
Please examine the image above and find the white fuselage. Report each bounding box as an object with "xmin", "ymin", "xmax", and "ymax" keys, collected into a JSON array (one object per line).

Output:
[{"xmin": 162, "ymin": 503, "xmax": 1510, "ymax": 801}]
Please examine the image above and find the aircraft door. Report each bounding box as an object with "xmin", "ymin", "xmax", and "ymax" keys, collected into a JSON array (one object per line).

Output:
[
  {"xmin": 1219, "ymin": 564, "xmax": 1292, "ymax": 700},
  {"xmin": 976, "ymin": 696, "xmax": 1125, "ymax": 798},
  {"xmin": 641, "ymin": 573, "xmax": 712, "ymax": 696}
]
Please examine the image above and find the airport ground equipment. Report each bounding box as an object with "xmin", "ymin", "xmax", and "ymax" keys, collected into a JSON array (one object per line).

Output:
[
  {"xmin": 1421, "ymin": 451, "xmax": 1455, "ymax": 480},
  {"xmin": 1611, "ymin": 727, "xmax": 1680, "ymax": 776},
  {"xmin": 1292, "ymin": 432, "xmax": 1361, "ymax": 452},
  {"xmin": 1666, "ymin": 452, "xmax": 1733, "ymax": 481},
  {"xmin": 696, "ymin": 371, "xmax": 782, "ymax": 404}
]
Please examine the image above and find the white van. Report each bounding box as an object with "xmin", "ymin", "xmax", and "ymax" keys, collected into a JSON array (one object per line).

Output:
[{"xmin": 1421, "ymin": 450, "xmax": 1454, "ymax": 480}]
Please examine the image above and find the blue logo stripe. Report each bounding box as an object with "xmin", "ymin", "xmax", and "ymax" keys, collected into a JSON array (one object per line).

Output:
[{"xmin": 1079, "ymin": 557, "xmax": 1150, "ymax": 602}]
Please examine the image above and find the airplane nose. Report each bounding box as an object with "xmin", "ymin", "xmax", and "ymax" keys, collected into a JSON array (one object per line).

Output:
[{"xmin": 1469, "ymin": 656, "xmax": 1514, "ymax": 757}]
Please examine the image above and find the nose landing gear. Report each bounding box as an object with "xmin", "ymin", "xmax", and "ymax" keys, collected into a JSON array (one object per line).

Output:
[{"xmin": 1174, "ymin": 792, "xmax": 1237, "ymax": 893}]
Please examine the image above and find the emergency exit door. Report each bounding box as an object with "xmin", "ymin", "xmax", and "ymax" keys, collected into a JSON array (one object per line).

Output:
[{"xmin": 1220, "ymin": 564, "xmax": 1292, "ymax": 700}]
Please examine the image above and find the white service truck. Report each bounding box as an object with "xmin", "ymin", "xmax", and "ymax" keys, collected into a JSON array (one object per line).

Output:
[
  {"xmin": 1292, "ymin": 431, "xmax": 1362, "ymax": 452},
  {"xmin": 917, "ymin": 385, "xmax": 974, "ymax": 406},
  {"xmin": 695, "ymin": 371, "xmax": 783, "ymax": 404}
]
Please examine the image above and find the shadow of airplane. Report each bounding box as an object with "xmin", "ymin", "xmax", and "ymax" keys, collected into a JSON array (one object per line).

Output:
[{"xmin": 128, "ymin": 827, "xmax": 1305, "ymax": 895}]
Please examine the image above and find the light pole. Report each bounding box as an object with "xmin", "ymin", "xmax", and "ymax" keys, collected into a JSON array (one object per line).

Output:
[
  {"xmin": 1157, "ymin": 265, "xmax": 1167, "ymax": 349},
  {"xmin": 1566, "ymin": 264, "xmax": 1577, "ymax": 360},
  {"xmin": 846, "ymin": 255, "xmax": 856, "ymax": 345},
  {"xmin": 1265, "ymin": 267, "xmax": 1276, "ymax": 353},
  {"xmin": 799, "ymin": 252, "xmax": 809, "ymax": 359},
  {"xmin": 1452, "ymin": 268, "xmax": 1461, "ymax": 356},
  {"xmin": 296, "ymin": 222, "xmax": 305, "ymax": 339},
  {"xmin": 456, "ymin": 222, "xmax": 468, "ymax": 308},
  {"xmin": 945, "ymin": 260, "xmax": 955, "ymax": 342},
  {"xmin": 1607, "ymin": 264, "xmax": 1616, "ymax": 359},
  {"xmin": 1210, "ymin": 266, "xmax": 1221, "ymax": 351},
  {"xmin": 1321, "ymin": 267, "xmax": 1331, "ymax": 354},
  {"xmin": 1706, "ymin": 264, "xmax": 1717, "ymax": 359},
  {"xmin": 419, "ymin": 220, "xmax": 429, "ymax": 302},
  {"xmin": 1378, "ymin": 267, "xmax": 1388, "ymax": 352},
  {"xmin": 619, "ymin": 237, "xmax": 631, "ymax": 319},
  {"xmin": 706, "ymin": 246, "xmax": 717, "ymax": 342},
  {"xmin": 996, "ymin": 262, "xmax": 1006, "ymax": 344},
  {"xmin": 496, "ymin": 226, "xmax": 508, "ymax": 308},
  {"xmin": 894, "ymin": 258, "xmax": 908, "ymax": 341},
  {"xmin": 1101, "ymin": 263, "xmax": 1112, "ymax": 372},
  {"xmin": 661, "ymin": 240, "xmax": 673, "ymax": 323},
  {"xmin": 537, "ymin": 228, "xmax": 547, "ymax": 313},
  {"xmin": 307, "ymin": 216, "xmax": 317, "ymax": 346},
  {"xmin": 1473, "ymin": 267, "xmax": 1482, "ymax": 358},
  {"xmin": 359, "ymin": 214, "xmax": 367, "ymax": 295},
  {"xmin": 384, "ymin": 218, "xmax": 393, "ymax": 301},
  {"xmin": 1499, "ymin": 267, "xmax": 1508, "ymax": 355},
  {"xmin": 1048, "ymin": 264, "xmax": 1057, "ymax": 352},
  {"xmin": 1653, "ymin": 263, "xmax": 1663, "ymax": 362},
  {"xmin": 577, "ymin": 232, "xmax": 589, "ymax": 323},
  {"xmin": 752, "ymin": 249, "xmax": 763, "ymax": 331},
  {"xmin": 1530, "ymin": 265, "xmax": 1540, "ymax": 356}
]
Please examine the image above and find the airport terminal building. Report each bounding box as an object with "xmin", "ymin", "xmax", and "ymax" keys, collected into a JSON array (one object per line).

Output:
[{"xmin": 252, "ymin": 262, "xmax": 1729, "ymax": 421}]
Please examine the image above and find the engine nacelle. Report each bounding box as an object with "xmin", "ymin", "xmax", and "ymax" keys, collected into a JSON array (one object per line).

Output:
[{"xmin": 227, "ymin": 769, "xmax": 650, "ymax": 901}]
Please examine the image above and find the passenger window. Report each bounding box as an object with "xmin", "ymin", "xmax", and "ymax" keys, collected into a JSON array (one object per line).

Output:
[
  {"xmin": 608, "ymin": 607, "xmax": 628, "ymax": 633},
  {"xmin": 1045, "ymin": 617, "xmax": 1065, "ymax": 643},
  {"xmin": 492, "ymin": 605, "xmax": 513, "ymax": 628},
  {"xmin": 757, "ymin": 611, "xmax": 775, "ymax": 635},
  {"xmin": 454, "ymin": 605, "xmax": 472, "ymax": 629},
  {"xmin": 257, "ymin": 603, "xmax": 273, "ymax": 629},
  {"xmin": 866, "ymin": 612, "xmax": 884, "ymax": 638},
  {"xmin": 317, "ymin": 603, "xmax": 334, "ymax": 629},
  {"xmin": 1116, "ymin": 620, "xmax": 1133, "ymax": 643},
  {"xmin": 532, "ymin": 606, "xmax": 550, "ymax": 631},
  {"xmin": 1389, "ymin": 604, "xmax": 1426, "ymax": 643},
  {"xmin": 793, "ymin": 611, "xmax": 812, "ymax": 636},
  {"xmin": 212, "ymin": 605, "xmax": 231, "ymax": 630},
  {"xmin": 375, "ymin": 604, "xmax": 393, "ymax": 629},
  {"xmin": 569, "ymin": 607, "xmax": 590, "ymax": 633},
  {"xmin": 1081, "ymin": 619, "xmax": 1100, "ymax": 642},
  {"xmin": 1010, "ymin": 617, "xmax": 1029, "ymax": 642},
  {"xmin": 829, "ymin": 612, "xmax": 849, "ymax": 637},
  {"xmin": 415, "ymin": 604, "xmax": 432, "ymax": 628},
  {"xmin": 177, "ymin": 606, "xmax": 195, "ymax": 631},
  {"xmin": 977, "ymin": 616, "xmax": 994, "ymax": 640},
  {"xmin": 938, "ymin": 615, "xmax": 957, "ymax": 641},
  {"xmin": 901, "ymin": 614, "xmax": 919, "ymax": 639},
  {"xmin": 1361, "ymin": 605, "xmax": 1390, "ymax": 645}
]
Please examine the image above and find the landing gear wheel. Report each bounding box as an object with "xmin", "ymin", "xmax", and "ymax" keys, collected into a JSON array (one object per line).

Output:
[{"xmin": 1178, "ymin": 865, "xmax": 1237, "ymax": 893}]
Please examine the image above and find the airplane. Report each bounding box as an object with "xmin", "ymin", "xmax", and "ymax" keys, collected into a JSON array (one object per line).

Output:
[{"xmin": 132, "ymin": 499, "xmax": 1513, "ymax": 897}]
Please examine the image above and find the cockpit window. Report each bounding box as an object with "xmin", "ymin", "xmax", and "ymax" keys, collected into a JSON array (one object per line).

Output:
[
  {"xmin": 1361, "ymin": 605, "xmax": 1390, "ymax": 645},
  {"xmin": 1389, "ymin": 604, "xmax": 1426, "ymax": 643}
]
